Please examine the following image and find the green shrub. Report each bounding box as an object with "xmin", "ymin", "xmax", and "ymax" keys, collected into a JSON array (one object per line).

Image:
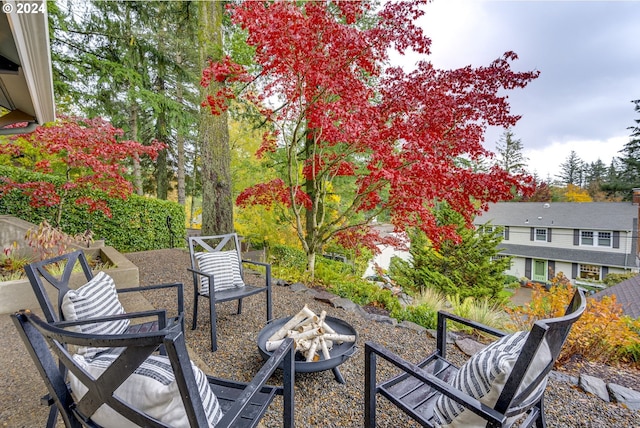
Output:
[
  {"xmin": 391, "ymin": 288, "xmax": 447, "ymax": 329},
  {"xmin": 603, "ymin": 272, "xmax": 637, "ymax": 286},
  {"xmin": 448, "ymin": 294, "xmax": 511, "ymax": 336},
  {"xmin": 0, "ymin": 165, "xmax": 185, "ymax": 252},
  {"xmin": 392, "ymin": 304, "xmax": 439, "ymax": 329}
]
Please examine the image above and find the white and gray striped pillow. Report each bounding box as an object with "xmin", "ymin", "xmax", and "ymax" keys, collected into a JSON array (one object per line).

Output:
[
  {"xmin": 433, "ymin": 331, "xmax": 551, "ymax": 427},
  {"xmin": 194, "ymin": 250, "xmax": 245, "ymax": 295},
  {"xmin": 61, "ymin": 271, "xmax": 130, "ymax": 359},
  {"xmin": 69, "ymin": 352, "xmax": 223, "ymax": 427}
]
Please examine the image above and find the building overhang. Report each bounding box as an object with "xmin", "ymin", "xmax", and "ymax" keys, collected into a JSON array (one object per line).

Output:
[{"xmin": 0, "ymin": 0, "xmax": 55, "ymax": 135}]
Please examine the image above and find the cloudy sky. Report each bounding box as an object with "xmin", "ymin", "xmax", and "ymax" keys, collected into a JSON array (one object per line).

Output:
[{"xmin": 393, "ymin": 0, "xmax": 640, "ymax": 181}]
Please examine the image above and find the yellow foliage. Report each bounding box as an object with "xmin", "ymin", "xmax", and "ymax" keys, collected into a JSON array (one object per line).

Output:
[
  {"xmin": 564, "ymin": 184, "xmax": 593, "ymax": 202},
  {"xmin": 507, "ymin": 279, "xmax": 640, "ymax": 365}
]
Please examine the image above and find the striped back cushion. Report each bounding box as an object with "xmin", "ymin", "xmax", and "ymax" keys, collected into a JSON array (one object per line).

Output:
[
  {"xmin": 194, "ymin": 250, "xmax": 245, "ymax": 295},
  {"xmin": 61, "ymin": 271, "xmax": 130, "ymax": 359},
  {"xmin": 433, "ymin": 331, "xmax": 551, "ymax": 427},
  {"xmin": 69, "ymin": 353, "xmax": 223, "ymax": 427}
]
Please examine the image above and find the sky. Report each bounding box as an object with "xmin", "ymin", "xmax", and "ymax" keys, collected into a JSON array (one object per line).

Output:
[{"xmin": 391, "ymin": 0, "xmax": 640, "ymax": 181}]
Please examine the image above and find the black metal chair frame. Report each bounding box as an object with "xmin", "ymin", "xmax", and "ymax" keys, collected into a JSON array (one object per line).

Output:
[
  {"xmin": 365, "ymin": 288, "xmax": 586, "ymax": 428},
  {"xmin": 24, "ymin": 249, "xmax": 184, "ymax": 333},
  {"xmin": 12, "ymin": 309, "xmax": 295, "ymax": 428},
  {"xmin": 188, "ymin": 233, "xmax": 273, "ymax": 351},
  {"xmin": 24, "ymin": 249, "xmax": 186, "ymax": 428}
]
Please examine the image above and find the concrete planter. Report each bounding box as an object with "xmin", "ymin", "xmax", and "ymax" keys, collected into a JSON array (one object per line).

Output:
[{"xmin": 0, "ymin": 246, "xmax": 138, "ymax": 314}]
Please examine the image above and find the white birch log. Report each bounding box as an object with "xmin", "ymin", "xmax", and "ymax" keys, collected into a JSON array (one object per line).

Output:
[
  {"xmin": 320, "ymin": 337, "xmax": 331, "ymax": 360},
  {"xmin": 296, "ymin": 338, "xmax": 312, "ymax": 352},
  {"xmin": 269, "ymin": 305, "xmax": 316, "ymax": 341},
  {"xmin": 306, "ymin": 337, "xmax": 320, "ymax": 362},
  {"xmin": 265, "ymin": 339, "xmax": 284, "ymax": 351},
  {"xmin": 322, "ymin": 333, "xmax": 356, "ymax": 343},
  {"xmin": 288, "ymin": 327, "xmax": 322, "ymax": 342},
  {"xmin": 318, "ymin": 311, "xmax": 337, "ymax": 334},
  {"xmin": 295, "ymin": 315, "xmax": 319, "ymax": 330}
]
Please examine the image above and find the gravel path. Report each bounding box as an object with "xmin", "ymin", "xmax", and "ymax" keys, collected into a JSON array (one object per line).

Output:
[{"xmin": 2, "ymin": 248, "xmax": 638, "ymax": 427}]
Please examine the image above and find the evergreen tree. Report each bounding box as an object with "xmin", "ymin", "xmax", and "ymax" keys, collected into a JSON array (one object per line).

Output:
[
  {"xmin": 556, "ymin": 150, "xmax": 584, "ymax": 186},
  {"xmin": 495, "ymin": 129, "xmax": 528, "ymax": 174},
  {"xmin": 601, "ymin": 100, "xmax": 640, "ymax": 200},
  {"xmin": 48, "ymin": 0, "xmax": 200, "ymax": 199},
  {"xmin": 389, "ymin": 207, "xmax": 511, "ymax": 302}
]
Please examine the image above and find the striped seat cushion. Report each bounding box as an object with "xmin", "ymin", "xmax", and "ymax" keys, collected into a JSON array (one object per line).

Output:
[
  {"xmin": 194, "ymin": 250, "xmax": 245, "ymax": 295},
  {"xmin": 61, "ymin": 271, "xmax": 130, "ymax": 359},
  {"xmin": 433, "ymin": 331, "xmax": 551, "ymax": 427},
  {"xmin": 69, "ymin": 352, "xmax": 223, "ymax": 427}
]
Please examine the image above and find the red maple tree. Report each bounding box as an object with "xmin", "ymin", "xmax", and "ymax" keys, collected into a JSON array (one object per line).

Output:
[
  {"xmin": 0, "ymin": 116, "xmax": 165, "ymax": 225},
  {"xmin": 202, "ymin": 0, "xmax": 539, "ymax": 275}
]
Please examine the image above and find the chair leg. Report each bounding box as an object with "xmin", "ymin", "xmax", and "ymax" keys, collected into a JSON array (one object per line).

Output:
[
  {"xmin": 191, "ymin": 293, "xmax": 199, "ymax": 331},
  {"xmin": 210, "ymin": 297, "xmax": 218, "ymax": 352},
  {"xmin": 282, "ymin": 340, "xmax": 295, "ymax": 428},
  {"xmin": 535, "ymin": 400, "xmax": 546, "ymax": 428},
  {"xmin": 266, "ymin": 287, "xmax": 273, "ymax": 321},
  {"xmin": 364, "ymin": 344, "xmax": 377, "ymax": 428},
  {"xmin": 236, "ymin": 298, "xmax": 243, "ymax": 315}
]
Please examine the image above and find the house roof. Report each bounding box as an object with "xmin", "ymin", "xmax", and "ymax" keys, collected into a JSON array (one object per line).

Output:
[
  {"xmin": 498, "ymin": 243, "xmax": 637, "ymax": 269},
  {"xmin": 0, "ymin": 1, "xmax": 55, "ymax": 134},
  {"xmin": 591, "ymin": 275, "xmax": 640, "ymax": 319},
  {"xmin": 476, "ymin": 202, "xmax": 638, "ymax": 231}
]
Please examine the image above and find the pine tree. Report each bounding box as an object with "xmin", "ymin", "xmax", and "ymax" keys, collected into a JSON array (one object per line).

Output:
[
  {"xmin": 556, "ymin": 150, "xmax": 584, "ymax": 186},
  {"xmin": 495, "ymin": 129, "xmax": 528, "ymax": 174},
  {"xmin": 389, "ymin": 207, "xmax": 510, "ymax": 302}
]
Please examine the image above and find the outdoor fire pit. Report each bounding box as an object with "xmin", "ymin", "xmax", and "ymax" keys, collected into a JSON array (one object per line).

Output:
[{"xmin": 257, "ymin": 306, "xmax": 358, "ymax": 384}]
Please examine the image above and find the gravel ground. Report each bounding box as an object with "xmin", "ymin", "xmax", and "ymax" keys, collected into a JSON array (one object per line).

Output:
[{"xmin": 2, "ymin": 248, "xmax": 639, "ymax": 427}]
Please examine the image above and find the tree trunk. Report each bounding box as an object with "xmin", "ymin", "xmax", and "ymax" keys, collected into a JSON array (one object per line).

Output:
[
  {"xmin": 176, "ymin": 55, "xmax": 186, "ymax": 206},
  {"xmin": 129, "ymin": 104, "xmax": 143, "ymax": 195},
  {"xmin": 155, "ymin": 67, "xmax": 169, "ymax": 200},
  {"xmin": 198, "ymin": 0, "xmax": 233, "ymax": 235}
]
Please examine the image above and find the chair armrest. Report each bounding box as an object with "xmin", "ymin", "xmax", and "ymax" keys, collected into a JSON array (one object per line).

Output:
[
  {"xmin": 241, "ymin": 260, "xmax": 272, "ymax": 287},
  {"xmin": 365, "ymin": 341, "xmax": 506, "ymax": 426},
  {"xmin": 436, "ymin": 311, "xmax": 506, "ymax": 358},
  {"xmin": 241, "ymin": 259, "xmax": 270, "ymax": 268},
  {"xmin": 117, "ymin": 282, "xmax": 184, "ymax": 316},
  {"xmin": 53, "ymin": 309, "xmax": 167, "ymax": 329},
  {"xmin": 187, "ymin": 267, "xmax": 212, "ymax": 280},
  {"xmin": 216, "ymin": 338, "xmax": 294, "ymax": 427}
]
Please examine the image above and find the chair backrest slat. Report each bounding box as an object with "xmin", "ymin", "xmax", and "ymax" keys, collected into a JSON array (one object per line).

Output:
[
  {"xmin": 188, "ymin": 233, "xmax": 244, "ymax": 276},
  {"xmin": 23, "ymin": 250, "xmax": 94, "ymax": 323}
]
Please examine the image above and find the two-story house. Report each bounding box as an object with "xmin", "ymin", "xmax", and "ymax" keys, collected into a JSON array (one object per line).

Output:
[{"xmin": 474, "ymin": 202, "xmax": 638, "ymax": 285}]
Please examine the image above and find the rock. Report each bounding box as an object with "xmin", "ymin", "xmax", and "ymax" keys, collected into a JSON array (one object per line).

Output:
[
  {"xmin": 312, "ymin": 290, "xmax": 339, "ymax": 304},
  {"xmin": 289, "ymin": 282, "xmax": 308, "ymax": 292},
  {"xmin": 549, "ymin": 371, "xmax": 579, "ymax": 386},
  {"xmin": 365, "ymin": 313, "xmax": 397, "ymax": 326},
  {"xmin": 426, "ymin": 329, "xmax": 456, "ymax": 344},
  {"xmin": 397, "ymin": 293, "xmax": 412, "ymax": 307},
  {"xmin": 608, "ymin": 383, "xmax": 640, "ymax": 410},
  {"xmin": 455, "ymin": 338, "xmax": 487, "ymax": 356},
  {"xmin": 398, "ymin": 320, "xmax": 426, "ymax": 332},
  {"xmin": 579, "ymin": 374, "xmax": 610, "ymax": 402},
  {"xmin": 275, "ymin": 279, "xmax": 290, "ymax": 287},
  {"xmin": 332, "ymin": 297, "xmax": 359, "ymax": 311}
]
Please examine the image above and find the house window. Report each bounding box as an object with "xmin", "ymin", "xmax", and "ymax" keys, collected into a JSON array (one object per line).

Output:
[
  {"xmin": 580, "ymin": 230, "xmax": 612, "ymax": 248},
  {"xmin": 535, "ymin": 228, "xmax": 547, "ymax": 241},
  {"xmin": 579, "ymin": 264, "xmax": 601, "ymax": 280}
]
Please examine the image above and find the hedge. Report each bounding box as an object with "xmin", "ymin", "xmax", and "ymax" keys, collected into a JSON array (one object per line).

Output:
[{"xmin": 0, "ymin": 165, "xmax": 186, "ymax": 252}]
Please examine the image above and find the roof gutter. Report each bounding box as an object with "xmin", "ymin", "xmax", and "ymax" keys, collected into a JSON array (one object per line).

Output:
[{"xmin": 3, "ymin": 0, "xmax": 55, "ymax": 127}]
